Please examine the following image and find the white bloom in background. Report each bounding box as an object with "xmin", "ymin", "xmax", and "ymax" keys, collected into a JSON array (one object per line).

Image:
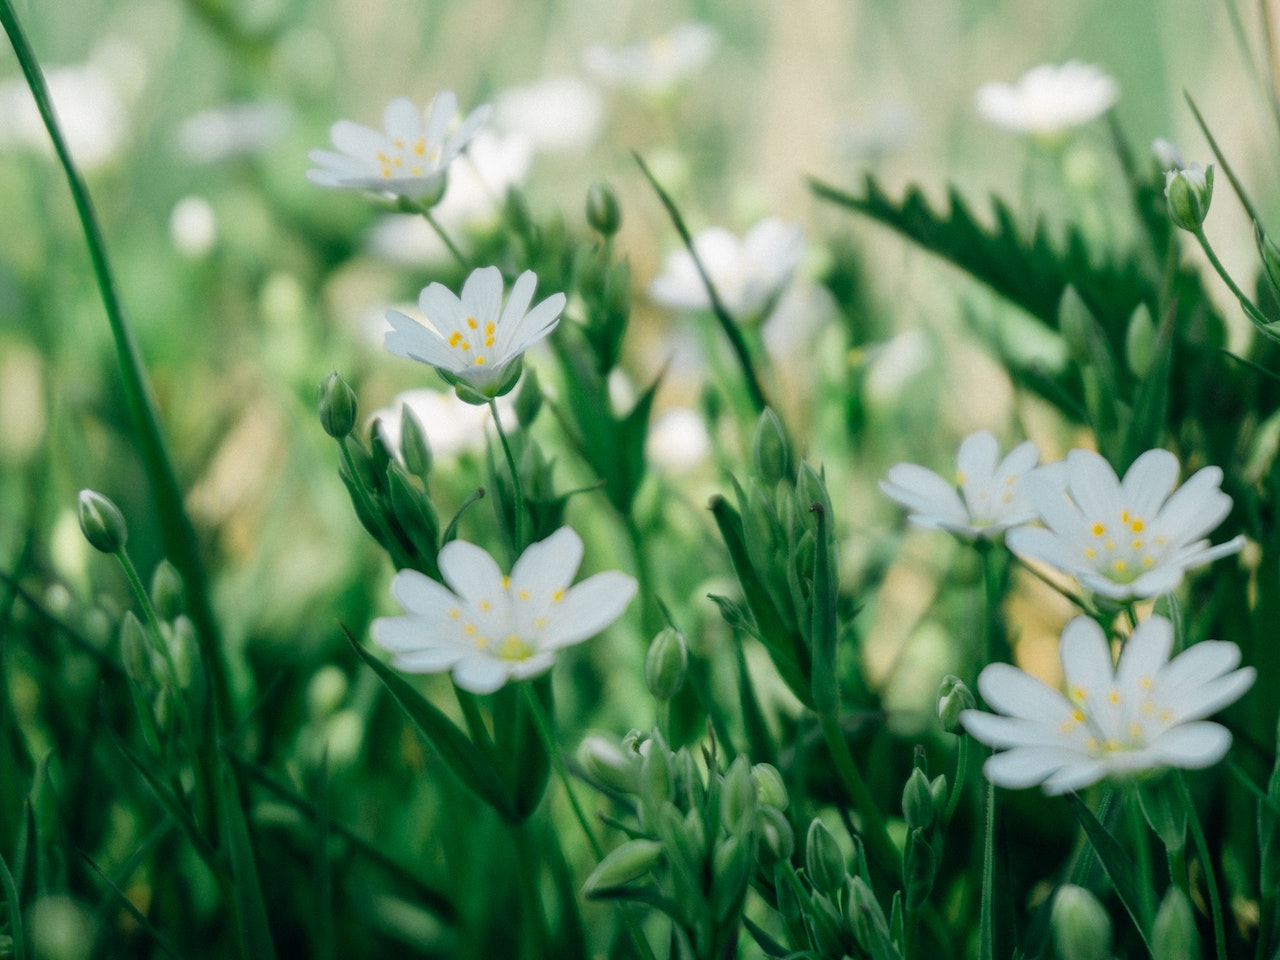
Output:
[
  {"xmin": 1007, "ymin": 448, "xmax": 1244, "ymax": 600},
  {"xmin": 307, "ymin": 92, "xmax": 490, "ymax": 200},
  {"xmin": 961, "ymin": 615, "xmax": 1254, "ymax": 794},
  {"xmin": 1152, "ymin": 138, "xmax": 1185, "ymax": 172},
  {"xmin": 649, "ymin": 218, "xmax": 805, "ymax": 319},
  {"xmin": 0, "ymin": 62, "xmax": 129, "ymax": 170},
  {"xmin": 880, "ymin": 430, "xmax": 1043, "ymax": 539},
  {"xmin": 371, "ymin": 388, "xmax": 512, "ymax": 460},
  {"xmin": 975, "ymin": 61, "xmax": 1118, "ymax": 138},
  {"xmin": 494, "ymin": 76, "xmax": 605, "ymax": 153},
  {"xmin": 177, "ymin": 100, "xmax": 290, "ymax": 163},
  {"xmin": 646, "ymin": 407, "xmax": 711, "ymax": 474},
  {"xmin": 372, "ymin": 527, "xmax": 637, "ymax": 693},
  {"xmin": 584, "ymin": 22, "xmax": 717, "ymax": 97},
  {"xmin": 169, "ymin": 196, "xmax": 217, "ymax": 258},
  {"xmin": 385, "ymin": 266, "xmax": 565, "ymax": 399}
]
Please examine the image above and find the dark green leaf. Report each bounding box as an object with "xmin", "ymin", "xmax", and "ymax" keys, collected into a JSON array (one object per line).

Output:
[{"xmin": 1064, "ymin": 792, "xmax": 1156, "ymax": 952}]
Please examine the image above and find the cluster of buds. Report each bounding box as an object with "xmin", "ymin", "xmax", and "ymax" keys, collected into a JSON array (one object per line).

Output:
[{"xmin": 580, "ymin": 730, "xmax": 791, "ymax": 957}]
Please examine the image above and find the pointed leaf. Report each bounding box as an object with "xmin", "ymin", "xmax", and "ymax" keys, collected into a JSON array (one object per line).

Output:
[
  {"xmin": 1064, "ymin": 792, "xmax": 1156, "ymax": 952},
  {"xmin": 219, "ymin": 763, "xmax": 278, "ymax": 960}
]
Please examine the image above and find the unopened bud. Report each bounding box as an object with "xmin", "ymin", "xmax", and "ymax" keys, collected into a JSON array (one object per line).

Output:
[
  {"xmin": 1151, "ymin": 886, "xmax": 1199, "ymax": 960},
  {"xmin": 751, "ymin": 763, "xmax": 789, "ymax": 811},
  {"xmin": 398, "ymin": 405, "xmax": 432, "ymax": 478},
  {"xmin": 755, "ymin": 804, "xmax": 794, "ymax": 866},
  {"xmin": 1051, "ymin": 885, "xmax": 1112, "ymax": 960},
  {"xmin": 1164, "ymin": 164, "xmax": 1214, "ymax": 233},
  {"xmin": 1125, "ymin": 303, "xmax": 1157, "ymax": 379},
  {"xmin": 937, "ymin": 675, "xmax": 976, "ymax": 734},
  {"xmin": 805, "ymin": 819, "xmax": 846, "ymax": 896},
  {"xmin": 586, "ymin": 181, "xmax": 621, "ymax": 236},
  {"xmin": 164, "ymin": 615, "xmax": 196, "ymax": 689},
  {"xmin": 317, "ymin": 372, "xmax": 358, "ymax": 439},
  {"xmin": 720, "ymin": 756, "xmax": 757, "ymax": 834},
  {"xmin": 752, "ymin": 408, "xmax": 791, "ymax": 485},
  {"xmin": 645, "ymin": 627, "xmax": 688, "ymax": 701},
  {"xmin": 902, "ymin": 768, "xmax": 935, "ymax": 832},
  {"xmin": 582, "ymin": 839, "xmax": 663, "ymax": 896},
  {"xmin": 119, "ymin": 612, "xmax": 150, "ymax": 686},
  {"xmin": 77, "ymin": 489, "xmax": 127, "ymax": 554},
  {"xmin": 149, "ymin": 561, "xmax": 184, "ymax": 620},
  {"xmin": 578, "ymin": 734, "xmax": 640, "ymax": 795}
]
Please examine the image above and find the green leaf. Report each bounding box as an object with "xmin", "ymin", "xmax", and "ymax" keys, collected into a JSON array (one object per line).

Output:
[
  {"xmin": 1064, "ymin": 792, "xmax": 1156, "ymax": 952},
  {"xmin": 79, "ymin": 850, "xmax": 186, "ymax": 960},
  {"xmin": 344, "ymin": 627, "xmax": 520, "ymax": 822},
  {"xmin": 808, "ymin": 502, "xmax": 839, "ymax": 717},
  {"xmin": 219, "ymin": 762, "xmax": 279, "ymax": 960},
  {"xmin": 1120, "ymin": 306, "xmax": 1174, "ymax": 471}
]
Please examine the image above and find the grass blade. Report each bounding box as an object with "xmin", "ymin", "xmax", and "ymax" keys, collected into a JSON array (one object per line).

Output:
[
  {"xmin": 219, "ymin": 762, "xmax": 279, "ymax": 960},
  {"xmin": 1064, "ymin": 791, "xmax": 1156, "ymax": 952}
]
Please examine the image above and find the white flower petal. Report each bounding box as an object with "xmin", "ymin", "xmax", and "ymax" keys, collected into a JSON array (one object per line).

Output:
[
  {"xmin": 1148, "ymin": 722, "xmax": 1233, "ymax": 768},
  {"xmin": 1040, "ymin": 760, "xmax": 1109, "ymax": 795},
  {"xmin": 976, "ymin": 663, "xmax": 1073, "ymax": 721},
  {"xmin": 543, "ymin": 571, "xmax": 637, "ymax": 649},
  {"xmin": 451, "ymin": 655, "xmax": 512, "ymax": 693},
  {"xmin": 439, "ymin": 539, "xmax": 507, "ymax": 608},
  {"xmin": 1059, "ymin": 617, "xmax": 1116, "ymax": 698},
  {"xmin": 983, "ymin": 747, "xmax": 1086, "ymax": 790}
]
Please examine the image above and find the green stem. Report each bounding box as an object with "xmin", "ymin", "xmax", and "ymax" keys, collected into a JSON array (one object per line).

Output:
[
  {"xmin": 490, "ymin": 400, "xmax": 527, "ymax": 553},
  {"xmin": 420, "ymin": 206, "xmax": 470, "ymax": 271},
  {"xmin": 0, "ymin": 0, "xmax": 232, "ymax": 724},
  {"xmin": 944, "ymin": 732, "xmax": 971, "ymax": 827},
  {"xmin": 818, "ymin": 712, "xmax": 902, "ymax": 884},
  {"xmin": 977, "ymin": 544, "xmax": 1007, "ymax": 666},
  {"xmin": 1193, "ymin": 227, "xmax": 1278, "ymax": 336},
  {"xmin": 1127, "ymin": 791, "xmax": 1157, "ymax": 929},
  {"xmin": 979, "ymin": 776, "xmax": 996, "ymax": 960},
  {"xmin": 1176, "ymin": 773, "xmax": 1228, "ymax": 960},
  {"xmin": 339, "ymin": 439, "xmax": 414, "ymax": 570},
  {"xmin": 511, "ymin": 822, "xmax": 548, "ymax": 959}
]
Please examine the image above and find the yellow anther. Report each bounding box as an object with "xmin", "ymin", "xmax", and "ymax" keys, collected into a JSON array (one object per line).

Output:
[
  {"xmin": 449, "ymin": 332, "xmax": 463, "ymax": 347},
  {"xmin": 1112, "ymin": 559, "xmax": 1127, "ymax": 573},
  {"xmin": 1141, "ymin": 699, "xmax": 1155, "ymax": 714},
  {"xmin": 478, "ymin": 599, "xmax": 491, "ymax": 611},
  {"xmin": 1084, "ymin": 737, "xmax": 1100, "ymax": 751},
  {"xmin": 955, "ymin": 471, "xmax": 967, "ymax": 485},
  {"xmin": 391, "ymin": 156, "xmax": 403, "ymax": 166},
  {"xmin": 1103, "ymin": 739, "xmax": 1120, "ymax": 752},
  {"xmin": 484, "ymin": 336, "xmax": 495, "ymax": 347},
  {"xmin": 501, "ymin": 576, "xmax": 510, "ymax": 588},
  {"xmin": 1092, "ymin": 522, "xmax": 1106, "ymax": 536},
  {"xmin": 1084, "ymin": 547, "xmax": 1096, "ymax": 559},
  {"xmin": 534, "ymin": 616, "xmax": 548, "ymax": 629},
  {"xmin": 1129, "ymin": 722, "xmax": 1143, "ymax": 739},
  {"xmin": 381, "ymin": 167, "xmax": 393, "ymax": 178},
  {"xmin": 1002, "ymin": 491, "xmax": 1012, "ymax": 503},
  {"xmin": 1140, "ymin": 677, "xmax": 1153, "ymax": 689},
  {"xmin": 1159, "ymin": 709, "xmax": 1174, "ymax": 723},
  {"xmin": 1143, "ymin": 556, "xmax": 1155, "ymax": 567},
  {"xmin": 460, "ymin": 340, "xmax": 471, "ymax": 351},
  {"xmin": 1132, "ymin": 539, "xmax": 1143, "ymax": 550},
  {"xmin": 552, "ymin": 589, "xmax": 565, "ymax": 603},
  {"xmin": 410, "ymin": 166, "xmax": 421, "ymax": 176},
  {"xmin": 467, "ymin": 317, "xmax": 478, "ymax": 329},
  {"xmin": 464, "ymin": 623, "xmax": 477, "ymax": 635},
  {"xmin": 393, "ymin": 138, "xmax": 405, "ymax": 148},
  {"xmin": 499, "ymin": 635, "xmax": 533, "ymax": 661},
  {"xmin": 448, "ymin": 608, "xmax": 461, "ymax": 620},
  {"xmin": 485, "ymin": 321, "xmax": 495, "ymax": 335},
  {"xmin": 1130, "ymin": 518, "xmax": 1144, "ymax": 532},
  {"xmin": 474, "ymin": 635, "xmax": 489, "ymax": 649},
  {"xmin": 1070, "ymin": 685, "xmax": 1086, "ymax": 702},
  {"xmin": 413, "ymin": 138, "xmax": 426, "ymax": 156},
  {"xmin": 1104, "ymin": 539, "xmax": 1116, "ymax": 552},
  {"xmin": 518, "ymin": 589, "xmax": 530, "ymax": 600},
  {"xmin": 1108, "ymin": 689, "xmax": 1121, "ymax": 704},
  {"xmin": 474, "ymin": 356, "xmax": 485, "ymax": 365}
]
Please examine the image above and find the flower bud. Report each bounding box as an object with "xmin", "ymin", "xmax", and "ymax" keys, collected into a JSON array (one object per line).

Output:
[
  {"xmin": 755, "ymin": 804, "xmax": 794, "ymax": 866},
  {"xmin": 902, "ymin": 768, "xmax": 935, "ymax": 832},
  {"xmin": 149, "ymin": 560, "xmax": 184, "ymax": 620},
  {"xmin": 845, "ymin": 876, "xmax": 890, "ymax": 952},
  {"xmin": 640, "ymin": 735, "xmax": 673, "ymax": 812},
  {"xmin": 306, "ymin": 665, "xmax": 349, "ymax": 721},
  {"xmin": 77, "ymin": 490, "xmax": 127, "ymax": 554},
  {"xmin": 1125, "ymin": 303, "xmax": 1157, "ymax": 379},
  {"xmin": 805, "ymin": 818, "xmax": 846, "ymax": 896},
  {"xmin": 317, "ymin": 371, "xmax": 358, "ymax": 439},
  {"xmin": 752, "ymin": 408, "xmax": 791, "ymax": 486},
  {"xmin": 1164, "ymin": 163, "xmax": 1214, "ymax": 233},
  {"xmin": 720, "ymin": 756, "xmax": 757, "ymax": 834},
  {"xmin": 514, "ymin": 366, "xmax": 543, "ymax": 428},
  {"xmin": 586, "ymin": 181, "xmax": 621, "ymax": 236},
  {"xmin": 398, "ymin": 405, "xmax": 432, "ymax": 479},
  {"xmin": 1151, "ymin": 886, "xmax": 1199, "ymax": 960},
  {"xmin": 577, "ymin": 734, "xmax": 640, "ymax": 795},
  {"xmin": 164, "ymin": 615, "xmax": 196, "ymax": 689},
  {"xmin": 937, "ymin": 675, "xmax": 976, "ymax": 734},
  {"xmin": 1051, "ymin": 885, "xmax": 1112, "ymax": 960},
  {"xmin": 645, "ymin": 627, "xmax": 688, "ymax": 702},
  {"xmin": 119, "ymin": 611, "xmax": 150, "ymax": 687},
  {"xmin": 582, "ymin": 839, "xmax": 663, "ymax": 896},
  {"xmin": 929, "ymin": 774, "xmax": 948, "ymax": 816},
  {"xmin": 751, "ymin": 763, "xmax": 789, "ymax": 811}
]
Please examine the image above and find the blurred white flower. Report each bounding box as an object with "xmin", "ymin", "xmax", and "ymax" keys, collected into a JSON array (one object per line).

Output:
[
  {"xmin": 1006, "ymin": 448, "xmax": 1244, "ymax": 600},
  {"xmin": 961, "ymin": 615, "xmax": 1254, "ymax": 794},
  {"xmin": 176, "ymin": 100, "xmax": 290, "ymax": 163},
  {"xmin": 646, "ymin": 407, "xmax": 711, "ymax": 474},
  {"xmin": 371, "ymin": 388, "xmax": 512, "ymax": 460},
  {"xmin": 169, "ymin": 196, "xmax": 217, "ymax": 258},
  {"xmin": 1152, "ymin": 138, "xmax": 1185, "ymax": 172},
  {"xmin": 880, "ymin": 430, "xmax": 1043, "ymax": 539},
  {"xmin": 307, "ymin": 92, "xmax": 489, "ymax": 200},
  {"xmin": 0, "ymin": 61, "xmax": 128, "ymax": 170},
  {"xmin": 385, "ymin": 266, "xmax": 564, "ymax": 400},
  {"xmin": 975, "ymin": 61, "xmax": 1118, "ymax": 138},
  {"xmin": 584, "ymin": 22, "xmax": 717, "ymax": 97},
  {"xmin": 494, "ymin": 76, "xmax": 605, "ymax": 153},
  {"xmin": 372, "ymin": 527, "xmax": 637, "ymax": 693},
  {"xmin": 648, "ymin": 218, "xmax": 805, "ymax": 320}
]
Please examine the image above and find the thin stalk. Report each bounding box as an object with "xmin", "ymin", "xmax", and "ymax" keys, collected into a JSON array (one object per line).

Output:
[
  {"xmin": 338, "ymin": 439, "xmax": 414, "ymax": 570},
  {"xmin": 489, "ymin": 399, "xmax": 526, "ymax": 552},
  {"xmin": 0, "ymin": 0, "xmax": 231, "ymax": 722},
  {"xmin": 1175, "ymin": 773, "xmax": 1228, "ymax": 960},
  {"xmin": 979, "ymin": 777, "xmax": 997, "ymax": 960},
  {"xmin": 511, "ymin": 823, "xmax": 548, "ymax": 959},
  {"xmin": 978, "ymin": 543, "xmax": 1008, "ymax": 666},
  {"xmin": 819, "ymin": 712, "xmax": 902, "ymax": 884},
  {"xmin": 1126, "ymin": 791, "xmax": 1157, "ymax": 928},
  {"xmin": 944, "ymin": 733, "xmax": 971, "ymax": 827},
  {"xmin": 1193, "ymin": 228, "xmax": 1279, "ymax": 337},
  {"xmin": 420, "ymin": 206, "xmax": 469, "ymax": 271},
  {"xmin": 0, "ymin": 849, "xmax": 26, "ymax": 960}
]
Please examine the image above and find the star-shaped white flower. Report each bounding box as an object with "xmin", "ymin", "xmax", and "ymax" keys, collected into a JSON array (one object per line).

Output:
[
  {"xmin": 1006, "ymin": 448, "xmax": 1245, "ymax": 600},
  {"xmin": 879, "ymin": 430, "xmax": 1043, "ymax": 539},
  {"xmin": 975, "ymin": 61, "xmax": 1118, "ymax": 138},
  {"xmin": 371, "ymin": 528, "xmax": 637, "ymax": 693},
  {"xmin": 307, "ymin": 92, "xmax": 490, "ymax": 200},
  {"xmin": 648, "ymin": 218, "xmax": 805, "ymax": 320},
  {"xmin": 385, "ymin": 266, "xmax": 565, "ymax": 400},
  {"xmin": 961, "ymin": 615, "xmax": 1254, "ymax": 794},
  {"xmin": 584, "ymin": 22, "xmax": 717, "ymax": 97}
]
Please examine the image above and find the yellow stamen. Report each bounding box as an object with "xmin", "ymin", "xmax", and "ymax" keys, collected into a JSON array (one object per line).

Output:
[
  {"xmin": 467, "ymin": 317, "xmax": 478, "ymax": 329},
  {"xmin": 448, "ymin": 608, "xmax": 460, "ymax": 620},
  {"xmin": 1091, "ymin": 522, "xmax": 1105, "ymax": 536},
  {"xmin": 552, "ymin": 589, "xmax": 564, "ymax": 603},
  {"xmin": 956, "ymin": 471, "xmax": 967, "ymax": 485},
  {"xmin": 449, "ymin": 332, "xmax": 463, "ymax": 347},
  {"xmin": 474, "ymin": 356, "xmax": 485, "ymax": 365}
]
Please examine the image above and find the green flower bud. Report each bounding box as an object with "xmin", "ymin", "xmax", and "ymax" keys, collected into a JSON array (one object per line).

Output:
[
  {"xmin": 904, "ymin": 828, "xmax": 938, "ymax": 909},
  {"xmin": 504, "ymin": 186, "xmax": 535, "ymax": 239},
  {"xmin": 751, "ymin": 763, "xmax": 789, "ymax": 811},
  {"xmin": 586, "ymin": 181, "xmax": 621, "ymax": 236},
  {"xmin": 77, "ymin": 489, "xmax": 127, "ymax": 554},
  {"xmin": 929, "ymin": 774, "xmax": 948, "ymax": 817},
  {"xmin": 26, "ymin": 894, "xmax": 96, "ymax": 960},
  {"xmin": 164, "ymin": 615, "xmax": 196, "ymax": 689},
  {"xmin": 755, "ymin": 804, "xmax": 794, "ymax": 867},
  {"xmin": 119, "ymin": 611, "xmax": 150, "ymax": 687},
  {"xmin": 752, "ymin": 408, "xmax": 791, "ymax": 486},
  {"xmin": 902, "ymin": 768, "xmax": 935, "ymax": 832},
  {"xmin": 306, "ymin": 665, "xmax": 349, "ymax": 721},
  {"xmin": 640, "ymin": 735, "xmax": 673, "ymax": 813},
  {"xmin": 805, "ymin": 818, "xmax": 846, "ymax": 896},
  {"xmin": 317, "ymin": 371, "xmax": 358, "ymax": 439},
  {"xmin": 582, "ymin": 839, "xmax": 664, "ymax": 896},
  {"xmin": 1124, "ymin": 303, "xmax": 1157, "ymax": 379},
  {"xmin": 721, "ymin": 756, "xmax": 757, "ymax": 834},
  {"xmin": 645, "ymin": 627, "xmax": 688, "ymax": 702},
  {"xmin": 577, "ymin": 734, "xmax": 640, "ymax": 795},
  {"xmin": 937, "ymin": 675, "xmax": 976, "ymax": 734},
  {"xmin": 712, "ymin": 833, "xmax": 753, "ymax": 920},
  {"xmin": 1164, "ymin": 164, "xmax": 1214, "ymax": 233},
  {"xmin": 1151, "ymin": 886, "xmax": 1199, "ymax": 960},
  {"xmin": 149, "ymin": 560, "xmax": 185, "ymax": 620},
  {"xmin": 845, "ymin": 877, "xmax": 891, "ymax": 953},
  {"xmin": 398, "ymin": 405, "xmax": 432, "ymax": 479},
  {"xmin": 514, "ymin": 366, "xmax": 543, "ymax": 428},
  {"xmin": 1051, "ymin": 885, "xmax": 1112, "ymax": 960}
]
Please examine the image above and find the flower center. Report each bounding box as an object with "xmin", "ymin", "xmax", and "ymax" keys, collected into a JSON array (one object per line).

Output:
[{"xmin": 1082, "ymin": 510, "xmax": 1167, "ymax": 582}]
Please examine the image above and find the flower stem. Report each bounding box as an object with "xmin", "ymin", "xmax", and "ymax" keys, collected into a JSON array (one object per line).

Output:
[
  {"xmin": 979, "ymin": 776, "xmax": 997, "ymax": 960},
  {"xmin": 818, "ymin": 712, "xmax": 902, "ymax": 884},
  {"xmin": 1175, "ymin": 772, "xmax": 1228, "ymax": 960},
  {"xmin": 978, "ymin": 543, "xmax": 1008, "ymax": 666},
  {"xmin": 1193, "ymin": 227, "xmax": 1278, "ymax": 337},
  {"xmin": 420, "ymin": 205, "xmax": 469, "ymax": 271},
  {"xmin": 489, "ymin": 400, "xmax": 527, "ymax": 553},
  {"xmin": 944, "ymin": 732, "xmax": 970, "ymax": 827}
]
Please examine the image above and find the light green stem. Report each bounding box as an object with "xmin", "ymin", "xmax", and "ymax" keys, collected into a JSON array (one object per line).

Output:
[
  {"xmin": 819, "ymin": 713, "xmax": 902, "ymax": 884},
  {"xmin": 489, "ymin": 400, "xmax": 527, "ymax": 553},
  {"xmin": 979, "ymin": 776, "xmax": 996, "ymax": 960},
  {"xmin": 1176, "ymin": 773, "xmax": 1228, "ymax": 960},
  {"xmin": 420, "ymin": 206, "xmax": 469, "ymax": 271},
  {"xmin": 1194, "ymin": 228, "xmax": 1277, "ymax": 336}
]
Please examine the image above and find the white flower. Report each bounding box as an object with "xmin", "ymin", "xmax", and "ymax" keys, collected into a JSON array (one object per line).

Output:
[
  {"xmin": 0, "ymin": 61, "xmax": 129, "ymax": 170},
  {"xmin": 1006, "ymin": 448, "xmax": 1244, "ymax": 600},
  {"xmin": 975, "ymin": 61, "xmax": 1118, "ymax": 138},
  {"xmin": 307, "ymin": 92, "xmax": 490, "ymax": 200},
  {"xmin": 879, "ymin": 430, "xmax": 1042, "ymax": 539},
  {"xmin": 584, "ymin": 22, "xmax": 717, "ymax": 97},
  {"xmin": 961, "ymin": 615, "xmax": 1254, "ymax": 794},
  {"xmin": 371, "ymin": 388, "xmax": 512, "ymax": 460},
  {"xmin": 371, "ymin": 527, "xmax": 637, "ymax": 693},
  {"xmin": 648, "ymin": 218, "xmax": 805, "ymax": 320},
  {"xmin": 385, "ymin": 266, "xmax": 565, "ymax": 400},
  {"xmin": 645, "ymin": 408, "xmax": 711, "ymax": 474},
  {"xmin": 493, "ymin": 76, "xmax": 605, "ymax": 153},
  {"xmin": 177, "ymin": 100, "xmax": 290, "ymax": 163}
]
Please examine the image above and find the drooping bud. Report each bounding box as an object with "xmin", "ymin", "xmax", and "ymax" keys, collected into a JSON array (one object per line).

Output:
[
  {"xmin": 317, "ymin": 371, "xmax": 358, "ymax": 439},
  {"xmin": 1151, "ymin": 886, "xmax": 1199, "ymax": 960},
  {"xmin": 752, "ymin": 408, "xmax": 791, "ymax": 486},
  {"xmin": 1164, "ymin": 164, "xmax": 1214, "ymax": 233},
  {"xmin": 582, "ymin": 839, "xmax": 664, "ymax": 896},
  {"xmin": 77, "ymin": 489, "xmax": 127, "ymax": 554},
  {"xmin": 586, "ymin": 181, "xmax": 621, "ymax": 236},
  {"xmin": 805, "ymin": 818, "xmax": 846, "ymax": 896},
  {"xmin": 1050, "ymin": 885, "xmax": 1112, "ymax": 960},
  {"xmin": 937, "ymin": 675, "xmax": 976, "ymax": 735},
  {"xmin": 645, "ymin": 627, "xmax": 688, "ymax": 702}
]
